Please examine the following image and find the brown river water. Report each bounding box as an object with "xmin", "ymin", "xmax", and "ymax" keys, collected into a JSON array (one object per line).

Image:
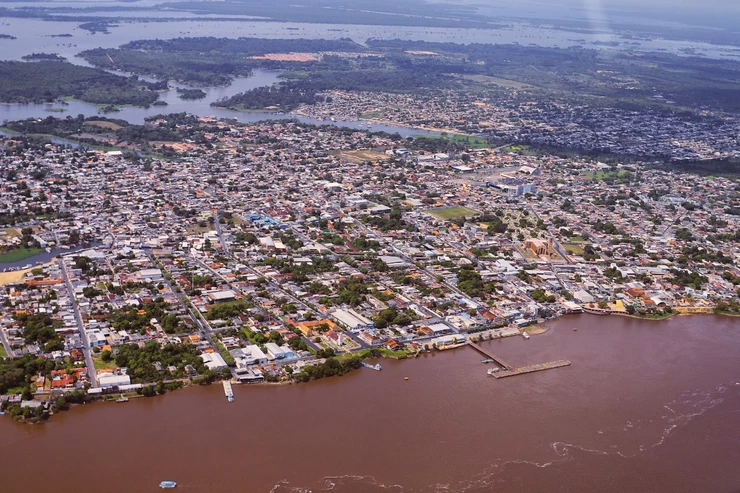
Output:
[{"xmin": 1, "ymin": 314, "xmax": 739, "ymax": 493}]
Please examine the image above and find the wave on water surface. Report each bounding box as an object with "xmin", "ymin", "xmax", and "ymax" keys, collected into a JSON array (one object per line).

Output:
[
  {"xmin": 270, "ymin": 475, "xmax": 405, "ymax": 492},
  {"xmin": 270, "ymin": 382, "xmax": 737, "ymax": 493}
]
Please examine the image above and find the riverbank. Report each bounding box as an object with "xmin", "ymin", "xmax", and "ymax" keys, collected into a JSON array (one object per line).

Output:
[
  {"xmin": 4, "ymin": 312, "xmax": 740, "ymax": 424},
  {"xmin": 523, "ymin": 324, "xmax": 550, "ymax": 335},
  {"xmin": 211, "ymin": 105, "xmax": 282, "ymax": 114},
  {"xmin": 0, "ymin": 247, "xmax": 43, "ymax": 264},
  {"xmin": 0, "ymin": 267, "xmax": 36, "ymax": 286},
  {"xmin": 3, "ymin": 313, "xmax": 739, "ymax": 493},
  {"xmin": 0, "ymin": 348, "xmax": 404, "ymax": 423}
]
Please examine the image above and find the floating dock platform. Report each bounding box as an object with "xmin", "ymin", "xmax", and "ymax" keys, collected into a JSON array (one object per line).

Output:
[
  {"xmin": 468, "ymin": 342, "xmax": 571, "ymax": 378},
  {"xmin": 223, "ymin": 380, "xmax": 234, "ymax": 402},
  {"xmin": 491, "ymin": 359, "xmax": 571, "ymax": 379}
]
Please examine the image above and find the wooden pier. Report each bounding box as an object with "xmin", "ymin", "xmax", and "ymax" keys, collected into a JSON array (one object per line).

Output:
[
  {"xmin": 468, "ymin": 342, "xmax": 513, "ymax": 370},
  {"xmin": 491, "ymin": 359, "xmax": 571, "ymax": 379},
  {"xmin": 468, "ymin": 342, "xmax": 571, "ymax": 378}
]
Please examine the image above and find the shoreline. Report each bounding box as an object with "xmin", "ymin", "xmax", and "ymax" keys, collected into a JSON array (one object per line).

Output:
[
  {"xmin": 3, "ymin": 312, "xmax": 740, "ymax": 424},
  {"xmin": 289, "ymin": 109, "xmax": 447, "ymax": 134}
]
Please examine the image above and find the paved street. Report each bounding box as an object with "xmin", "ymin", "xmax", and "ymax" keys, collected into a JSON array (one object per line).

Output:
[{"xmin": 58, "ymin": 257, "xmax": 98, "ymax": 387}]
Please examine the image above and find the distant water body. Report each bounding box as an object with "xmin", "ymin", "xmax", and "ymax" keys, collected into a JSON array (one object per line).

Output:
[
  {"xmin": 0, "ymin": 243, "xmax": 100, "ymax": 270},
  {"xmin": 1, "ymin": 314, "xmax": 738, "ymax": 493},
  {"xmin": 0, "ymin": 68, "xmax": 439, "ymax": 136},
  {"xmin": 2, "ymin": 12, "xmax": 739, "ymax": 128},
  {"xmin": 1, "ymin": 16, "xmax": 738, "ymax": 62}
]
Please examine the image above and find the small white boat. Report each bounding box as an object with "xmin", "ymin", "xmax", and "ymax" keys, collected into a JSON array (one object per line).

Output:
[
  {"xmin": 522, "ymin": 332, "xmax": 530, "ymax": 340},
  {"xmin": 159, "ymin": 481, "xmax": 177, "ymax": 489},
  {"xmin": 487, "ymin": 368, "xmax": 500, "ymax": 375}
]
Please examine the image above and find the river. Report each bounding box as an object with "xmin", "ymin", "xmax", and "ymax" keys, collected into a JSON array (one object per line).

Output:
[
  {"xmin": 2, "ymin": 10, "xmax": 739, "ymax": 131},
  {"xmin": 0, "ymin": 67, "xmax": 439, "ymax": 136},
  {"xmin": 1, "ymin": 14, "xmax": 738, "ymax": 61},
  {"xmin": 0, "ymin": 244, "xmax": 96, "ymax": 270},
  {"xmin": 1, "ymin": 314, "xmax": 738, "ymax": 493}
]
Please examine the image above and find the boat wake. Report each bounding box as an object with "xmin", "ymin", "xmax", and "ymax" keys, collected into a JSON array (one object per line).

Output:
[
  {"xmin": 270, "ymin": 475, "xmax": 404, "ymax": 492},
  {"xmin": 269, "ymin": 382, "xmax": 737, "ymax": 493}
]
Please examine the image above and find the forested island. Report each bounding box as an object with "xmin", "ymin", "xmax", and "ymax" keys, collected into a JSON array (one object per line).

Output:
[
  {"xmin": 214, "ymin": 69, "xmax": 454, "ymax": 111},
  {"xmin": 76, "ymin": 35, "xmax": 740, "ymax": 114},
  {"xmin": 79, "ymin": 37, "xmax": 368, "ymax": 85},
  {"xmin": 21, "ymin": 53, "xmax": 67, "ymax": 62},
  {"xmin": 176, "ymin": 88, "xmax": 207, "ymax": 100},
  {"xmin": 0, "ymin": 61, "xmax": 166, "ymax": 106}
]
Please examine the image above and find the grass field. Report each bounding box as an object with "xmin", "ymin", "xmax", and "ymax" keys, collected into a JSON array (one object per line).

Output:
[
  {"xmin": 415, "ymin": 133, "xmax": 489, "ymax": 149},
  {"xmin": 92, "ymin": 354, "xmax": 118, "ymax": 371},
  {"xmin": 84, "ymin": 120, "xmax": 123, "ymax": 131},
  {"xmin": 186, "ymin": 223, "xmax": 213, "ymax": 234},
  {"xmin": 337, "ymin": 150, "xmax": 389, "ymax": 163},
  {"xmin": 0, "ymin": 227, "xmax": 20, "ymax": 238},
  {"xmin": 503, "ymin": 144, "xmax": 541, "ymax": 156},
  {"xmin": 0, "ymin": 247, "xmax": 43, "ymax": 264},
  {"xmin": 360, "ymin": 105, "xmax": 401, "ymax": 120},
  {"xmin": 563, "ymin": 243, "xmax": 585, "ymax": 255},
  {"xmin": 0, "ymin": 345, "xmax": 7, "ymax": 357},
  {"xmin": 0, "ymin": 126, "xmax": 20, "ymax": 135},
  {"xmin": 428, "ymin": 206, "xmax": 479, "ymax": 220}
]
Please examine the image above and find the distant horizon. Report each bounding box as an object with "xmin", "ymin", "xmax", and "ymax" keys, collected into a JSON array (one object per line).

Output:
[{"xmin": 432, "ymin": 0, "xmax": 740, "ymax": 30}]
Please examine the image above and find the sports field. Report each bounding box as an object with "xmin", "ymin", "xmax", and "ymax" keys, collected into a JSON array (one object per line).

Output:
[{"xmin": 428, "ymin": 206, "xmax": 478, "ymax": 220}]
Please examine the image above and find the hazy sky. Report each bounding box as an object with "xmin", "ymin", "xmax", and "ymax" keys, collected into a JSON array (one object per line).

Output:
[{"xmin": 438, "ymin": 0, "xmax": 740, "ymax": 29}]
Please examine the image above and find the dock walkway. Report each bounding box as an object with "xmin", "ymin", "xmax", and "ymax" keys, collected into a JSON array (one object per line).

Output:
[
  {"xmin": 467, "ymin": 342, "xmax": 571, "ymax": 379},
  {"xmin": 468, "ymin": 342, "xmax": 513, "ymax": 370},
  {"xmin": 491, "ymin": 359, "xmax": 571, "ymax": 379}
]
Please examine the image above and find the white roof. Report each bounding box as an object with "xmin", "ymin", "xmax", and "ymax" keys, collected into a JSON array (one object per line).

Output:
[
  {"xmin": 98, "ymin": 373, "xmax": 131, "ymax": 388},
  {"xmin": 209, "ymin": 290, "xmax": 236, "ymax": 301}
]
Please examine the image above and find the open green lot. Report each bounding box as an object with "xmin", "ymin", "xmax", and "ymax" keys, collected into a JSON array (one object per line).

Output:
[
  {"xmin": 428, "ymin": 206, "xmax": 479, "ymax": 220},
  {"xmin": 503, "ymin": 144, "xmax": 541, "ymax": 156},
  {"xmin": 0, "ymin": 247, "xmax": 44, "ymax": 264},
  {"xmin": 92, "ymin": 353, "xmax": 118, "ymax": 371},
  {"xmin": 584, "ymin": 170, "xmax": 632, "ymax": 182},
  {"xmin": 563, "ymin": 243, "xmax": 585, "ymax": 255},
  {"xmin": 414, "ymin": 133, "xmax": 488, "ymax": 149},
  {"xmin": 0, "ymin": 345, "xmax": 7, "ymax": 358},
  {"xmin": 186, "ymin": 223, "xmax": 213, "ymax": 234}
]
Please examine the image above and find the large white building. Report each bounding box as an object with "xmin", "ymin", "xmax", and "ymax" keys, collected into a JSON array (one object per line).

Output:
[
  {"xmin": 200, "ymin": 352, "xmax": 228, "ymax": 371},
  {"xmin": 98, "ymin": 373, "xmax": 131, "ymax": 389},
  {"xmin": 264, "ymin": 343, "xmax": 295, "ymax": 361},
  {"xmin": 139, "ymin": 268, "xmax": 164, "ymax": 280},
  {"xmin": 332, "ymin": 308, "xmax": 375, "ymax": 332},
  {"xmin": 232, "ymin": 345, "xmax": 268, "ymax": 367}
]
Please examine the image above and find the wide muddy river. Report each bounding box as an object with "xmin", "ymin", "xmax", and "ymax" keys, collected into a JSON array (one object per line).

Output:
[{"xmin": 1, "ymin": 314, "xmax": 739, "ymax": 493}]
